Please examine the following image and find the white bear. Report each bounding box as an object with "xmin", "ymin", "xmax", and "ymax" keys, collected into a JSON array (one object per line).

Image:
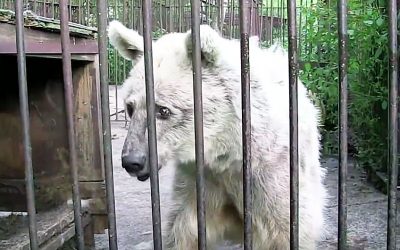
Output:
[{"xmin": 108, "ymin": 20, "xmax": 327, "ymax": 250}]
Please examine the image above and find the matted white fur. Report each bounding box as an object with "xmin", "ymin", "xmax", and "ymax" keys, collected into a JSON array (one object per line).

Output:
[{"xmin": 108, "ymin": 20, "xmax": 328, "ymax": 250}]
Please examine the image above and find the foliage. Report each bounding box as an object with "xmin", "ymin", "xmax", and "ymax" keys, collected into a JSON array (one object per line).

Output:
[{"xmin": 299, "ymin": 0, "xmax": 390, "ymax": 173}]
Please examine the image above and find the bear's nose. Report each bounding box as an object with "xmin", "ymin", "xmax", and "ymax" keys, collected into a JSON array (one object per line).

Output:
[{"xmin": 121, "ymin": 153, "xmax": 146, "ymax": 173}]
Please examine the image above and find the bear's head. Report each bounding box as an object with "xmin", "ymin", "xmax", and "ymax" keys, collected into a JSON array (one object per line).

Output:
[{"xmin": 108, "ymin": 21, "xmax": 244, "ymax": 181}]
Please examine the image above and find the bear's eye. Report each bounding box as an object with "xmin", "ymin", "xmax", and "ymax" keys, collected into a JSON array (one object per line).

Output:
[
  {"xmin": 157, "ymin": 106, "xmax": 171, "ymax": 120},
  {"xmin": 126, "ymin": 103, "xmax": 134, "ymax": 117}
]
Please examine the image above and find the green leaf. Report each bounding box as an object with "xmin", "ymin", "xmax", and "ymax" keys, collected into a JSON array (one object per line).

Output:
[
  {"xmin": 376, "ymin": 17, "xmax": 384, "ymax": 26},
  {"xmin": 381, "ymin": 100, "xmax": 388, "ymax": 110},
  {"xmin": 363, "ymin": 20, "xmax": 373, "ymax": 25},
  {"xmin": 304, "ymin": 62, "xmax": 312, "ymax": 72},
  {"xmin": 374, "ymin": 47, "xmax": 383, "ymax": 59}
]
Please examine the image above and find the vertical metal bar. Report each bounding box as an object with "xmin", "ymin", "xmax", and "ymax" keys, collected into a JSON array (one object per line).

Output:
[
  {"xmin": 167, "ymin": 0, "xmax": 170, "ymax": 31},
  {"xmin": 239, "ymin": 0, "xmax": 252, "ymax": 249},
  {"xmin": 287, "ymin": 0, "xmax": 299, "ymax": 249},
  {"xmin": 297, "ymin": 0, "xmax": 303, "ymax": 56},
  {"xmin": 269, "ymin": 0, "xmax": 273, "ymax": 44},
  {"xmin": 14, "ymin": 1, "xmax": 39, "ymax": 249},
  {"xmin": 130, "ymin": 0, "xmax": 134, "ymax": 29},
  {"xmin": 96, "ymin": 0, "xmax": 119, "ymax": 249},
  {"xmin": 337, "ymin": 0, "xmax": 348, "ymax": 248},
  {"xmin": 52, "ymin": 0, "xmax": 55, "ymax": 19},
  {"xmin": 249, "ymin": 0, "xmax": 253, "ymax": 36},
  {"xmin": 142, "ymin": 0, "xmax": 163, "ymax": 249},
  {"xmin": 259, "ymin": 0, "xmax": 263, "ymax": 42},
  {"xmin": 228, "ymin": 0, "xmax": 233, "ymax": 38},
  {"xmin": 179, "ymin": 0, "xmax": 183, "ymax": 32},
  {"xmin": 280, "ymin": 0, "xmax": 284, "ymax": 43},
  {"xmin": 33, "ymin": 0, "xmax": 37, "ymax": 12},
  {"xmin": 387, "ymin": 0, "xmax": 398, "ymax": 248},
  {"xmin": 190, "ymin": 0, "xmax": 207, "ymax": 249},
  {"xmin": 85, "ymin": 0, "xmax": 90, "ymax": 26},
  {"xmin": 114, "ymin": 53, "xmax": 119, "ymax": 120},
  {"xmin": 59, "ymin": 1, "xmax": 85, "ymax": 249},
  {"xmin": 158, "ymin": 0, "xmax": 162, "ymax": 32},
  {"xmin": 78, "ymin": 0, "xmax": 82, "ymax": 23},
  {"xmin": 305, "ymin": 0, "xmax": 311, "ymax": 60},
  {"xmin": 68, "ymin": 0, "xmax": 72, "ymax": 22}
]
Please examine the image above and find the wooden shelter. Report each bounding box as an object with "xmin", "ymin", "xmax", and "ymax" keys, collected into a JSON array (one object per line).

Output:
[{"xmin": 0, "ymin": 9, "xmax": 108, "ymax": 249}]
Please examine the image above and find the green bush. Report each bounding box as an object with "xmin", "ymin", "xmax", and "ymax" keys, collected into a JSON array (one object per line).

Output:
[{"xmin": 299, "ymin": 0, "xmax": 390, "ymax": 175}]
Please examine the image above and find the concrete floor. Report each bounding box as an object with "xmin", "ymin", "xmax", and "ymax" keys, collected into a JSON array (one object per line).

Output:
[{"xmin": 93, "ymin": 87, "xmax": 400, "ymax": 249}]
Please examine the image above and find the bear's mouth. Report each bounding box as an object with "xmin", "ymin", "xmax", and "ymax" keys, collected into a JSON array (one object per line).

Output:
[
  {"xmin": 135, "ymin": 164, "xmax": 162, "ymax": 182},
  {"xmin": 137, "ymin": 173, "xmax": 150, "ymax": 181}
]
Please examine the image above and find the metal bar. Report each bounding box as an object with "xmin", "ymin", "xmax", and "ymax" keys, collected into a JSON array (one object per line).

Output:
[
  {"xmin": 238, "ymin": 0, "xmax": 252, "ymax": 249},
  {"xmin": 78, "ymin": 0, "xmax": 82, "ymax": 24},
  {"xmin": 287, "ymin": 0, "xmax": 299, "ymax": 248},
  {"xmin": 96, "ymin": 0, "xmax": 119, "ymax": 249},
  {"xmin": 280, "ymin": 0, "xmax": 284, "ymax": 43},
  {"xmin": 189, "ymin": 0, "xmax": 207, "ymax": 249},
  {"xmin": 179, "ymin": 0, "xmax": 183, "ymax": 32},
  {"xmin": 387, "ymin": 0, "xmax": 398, "ymax": 248},
  {"xmin": 68, "ymin": 0, "xmax": 72, "ymax": 23},
  {"xmin": 142, "ymin": 0, "xmax": 163, "ymax": 249},
  {"xmin": 14, "ymin": 1, "xmax": 39, "ymax": 249},
  {"xmin": 337, "ymin": 0, "xmax": 348, "ymax": 248},
  {"xmin": 113, "ymin": 0, "xmax": 119, "ymax": 121},
  {"xmin": 228, "ymin": 0, "xmax": 233, "ymax": 38},
  {"xmin": 259, "ymin": 0, "xmax": 263, "ymax": 42},
  {"xmin": 59, "ymin": 1, "xmax": 85, "ymax": 249},
  {"xmin": 297, "ymin": 0, "xmax": 303, "ymax": 56},
  {"xmin": 269, "ymin": 0, "xmax": 273, "ymax": 44},
  {"xmin": 115, "ymin": 53, "xmax": 119, "ymax": 120}
]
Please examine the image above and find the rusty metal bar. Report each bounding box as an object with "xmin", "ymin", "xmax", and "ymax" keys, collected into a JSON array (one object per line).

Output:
[
  {"xmin": 96, "ymin": 0, "xmax": 119, "ymax": 249},
  {"xmin": 14, "ymin": 1, "xmax": 39, "ymax": 249},
  {"xmin": 33, "ymin": 0, "xmax": 37, "ymax": 12},
  {"xmin": 269, "ymin": 0, "xmax": 273, "ymax": 44},
  {"xmin": 189, "ymin": 0, "xmax": 207, "ymax": 249},
  {"xmin": 142, "ymin": 0, "xmax": 163, "ymax": 248},
  {"xmin": 114, "ymin": 56, "xmax": 119, "ymax": 120},
  {"xmin": 238, "ymin": 0, "xmax": 252, "ymax": 249},
  {"xmin": 387, "ymin": 0, "xmax": 398, "ymax": 248},
  {"xmin": 337, "ymin": 0, "xmax": 348, "ymax": 248},
  {"xmin": 287, "ymin": 0, "xmax": 299, "ymax": 248},
  {"xmin": 59, "ymin": 0, "xmax": 85, "ymax": 249}
]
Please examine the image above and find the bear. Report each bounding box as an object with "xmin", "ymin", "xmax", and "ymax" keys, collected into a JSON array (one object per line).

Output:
[{"xmin": 107, "ymin": 20, "xmax": 327, "ymax": 250}]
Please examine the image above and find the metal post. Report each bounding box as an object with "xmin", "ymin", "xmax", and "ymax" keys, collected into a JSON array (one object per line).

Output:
[
  {"xmin": 59, "ymin": 0, "xmax": 85, "ymax": 249},
  {"xmin": 14, "ymin": 1, "xmax": 39, "ymax": 249},
  {"xmin": 337, "ymin": 0, "xmax": 348, "ymax": 248},
  {"xmin": 287, "ymin": 0, "xmax": 299, "ymax": 248},
  {"xmin": 239, "ymin": 0, "xmax": 252, "ymax": 249},
  {"xmin": 142, "ymin": 0, "xmax": 163, "ymax": 249},
  {"xmin": 190, "ymin": 0, "xmax": 207, "ymax": 249},
  {"xmin": 97, "ymin": 0, "xmax": 119, "ymax": 249},
  {"xmin": 387, "ymin": 0, "xmax": 398, "ymax": 248}
]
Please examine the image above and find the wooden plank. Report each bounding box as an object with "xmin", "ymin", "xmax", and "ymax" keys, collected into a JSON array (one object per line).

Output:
[
  {"xmin": 0, "ymin": 9, "xmax": 97, "ymax": 37},
  {"xmin": 0, "ymin": 23, "xmax": 98, "ymax": 54},
  {"xmin": 73, "ymin": 61, "xmax": 104, "ymax": 182},
  {"xmin": 0, "ymin": 205, "xmax": 90, "ymax": 250}
]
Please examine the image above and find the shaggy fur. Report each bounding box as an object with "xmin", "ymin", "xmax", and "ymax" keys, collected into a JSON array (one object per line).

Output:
[{"xmin": 108, "ymin": 20, "xmax": 328, "ymax": 250}]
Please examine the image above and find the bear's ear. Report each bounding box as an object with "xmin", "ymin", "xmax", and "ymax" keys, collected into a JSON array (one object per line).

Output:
[
  {"xmin": 108, "ymin": 20, "xmax": 144, "ymax": 61},
  {"xmin": 185, "ymin": 25, "xmax": 222, "ymax": 65}
]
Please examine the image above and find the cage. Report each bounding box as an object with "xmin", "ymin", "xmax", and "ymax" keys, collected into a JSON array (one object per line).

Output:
[{"xmin": 0, "ymin": 9, "xmax": 108, "ymax": 249}]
